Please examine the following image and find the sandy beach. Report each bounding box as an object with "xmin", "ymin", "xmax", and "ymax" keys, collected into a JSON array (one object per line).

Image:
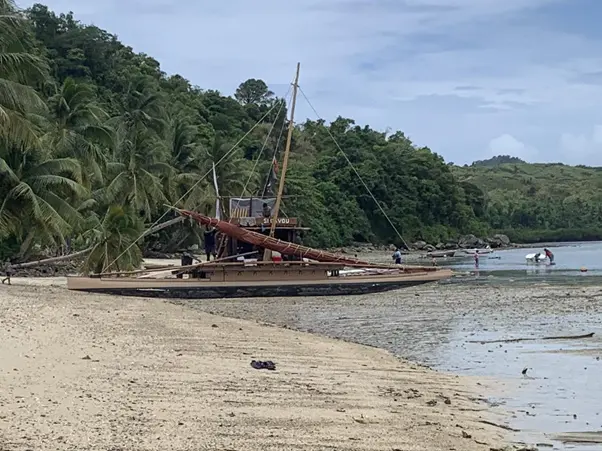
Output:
[{"xmin": 0, "ymin": 280, "xmax": 512, "ymax": 451}]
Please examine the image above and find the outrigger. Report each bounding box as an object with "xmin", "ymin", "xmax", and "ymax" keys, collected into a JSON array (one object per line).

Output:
[{"xmin": 67, "ymin": 63, "xmax": 453, "ymax": 298}]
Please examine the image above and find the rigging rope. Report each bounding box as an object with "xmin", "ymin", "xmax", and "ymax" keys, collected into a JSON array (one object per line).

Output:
[
  {"xmin": 102, "ymin": 99, "xmax": 284, "ymax": 273},
  {"xmin": 297, "ymin": 86, "xmax": 410, "ymax": 251},
  {"xmin": 231, "ymin": 85, "xmax": 291, "ymax": 214},
  {"xmin": 261, "ymin": 106, "xmax": 288, "ymax": 198}
]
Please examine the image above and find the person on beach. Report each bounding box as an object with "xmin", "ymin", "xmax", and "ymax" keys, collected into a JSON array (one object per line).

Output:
[
  {"xmin": 177, "ymin": 252, "xmax": 194, "ymax": 279},
  {"xmin": 1, "ymin": 259, "xmax": 12, "ymax": 285},
  {"xmin": 203, "ymin": 227, "xmax": 217, "ymax": 261},
  {"xmin": 392, "ymin": 248, "xmax": 402, "ymax": 264},
  {"xmin": 474, "ymin": 250, "xmax": 479, "ymax": 267},
  {"xmin": 544, "ymin": 248, "xmax": 554, "ymax": 263}
]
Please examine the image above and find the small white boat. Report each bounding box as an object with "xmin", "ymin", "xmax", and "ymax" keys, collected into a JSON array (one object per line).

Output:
[{"xmin": 525, "ymin": 252, "xmax": 549, "ymax": 264}]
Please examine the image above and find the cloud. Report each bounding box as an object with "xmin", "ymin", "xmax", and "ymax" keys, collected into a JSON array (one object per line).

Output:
[
  {"xmin": 17, "ymin": 0, "xmax": 602, "ymax": 165},
  {"xmin": 487, "ymin": 134, "xmax": 535, "ymax": 160},
  {"xmin": 560, "ymin": 125, "xmax": 602, "ymax": 165}
]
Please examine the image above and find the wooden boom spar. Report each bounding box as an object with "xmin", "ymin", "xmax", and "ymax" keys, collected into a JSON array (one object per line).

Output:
[
  {"xmin": 176, "ymin": 209, "xmax": 438, "ymax": 272},
  {"xmin": 178, "ymin": 209, "xmax": 370, "ymax": 265}
]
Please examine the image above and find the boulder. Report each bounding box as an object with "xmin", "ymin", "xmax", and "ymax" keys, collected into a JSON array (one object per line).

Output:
[
  {"xmin": 485, "ymin": 233, "xmax": 511, "ymax": 248},
  {"xmin": 424, "ymin": 244, "xmax": 436, "ymax": 252},
  {"xmin": 458, "ymin": 234, "xmax": 485, "ymax": 249},
  {"xmin": 435, "ymin": 242, "xmax": 444, "ymax": 250},
  {"xmin": 412, "ymin": 240, "xmax": 428, "ymax": 250},
  {"xmin": 494, "ymin": 233, "xmax": 510, "ymax": 246}
]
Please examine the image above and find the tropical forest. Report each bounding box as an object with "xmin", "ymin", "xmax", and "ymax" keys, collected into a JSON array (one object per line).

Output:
[{"xmin": 2, "ymin": 2, "xmax": 602, "ymax": 269}]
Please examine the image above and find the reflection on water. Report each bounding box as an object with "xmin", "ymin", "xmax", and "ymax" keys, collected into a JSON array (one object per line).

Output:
[
  {"xmin": 437, "ymin": 312, "xmax": 602, "ymax": 449},
  {"xmin": 180, "ymin": 242, "xmax": 602, "ymax": 449},
  {"xmin": 438, "ymin": 241, "xmax": 602, "ymax": 279},
  {"xmin": 301, "ymin": 289, "xmax": 602, "ymax": 449}
]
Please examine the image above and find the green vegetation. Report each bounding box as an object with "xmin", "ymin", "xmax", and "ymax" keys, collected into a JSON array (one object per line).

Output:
[
  {"xmin": 471, "ymin": 155, "xmax": 525, "ymax": 167},
  {"xmin": 1, "ymin": 2, "xmax": 601, "ymax": 269},
  {"xmin": 454, "ymin": 160, "xmax": 602, "ymax": 243}
]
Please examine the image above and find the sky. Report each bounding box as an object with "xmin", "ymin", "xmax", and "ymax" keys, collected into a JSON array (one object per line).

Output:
[{"xmin": 18, "ymin": 0, "xmax": 602, "ymax": 165}]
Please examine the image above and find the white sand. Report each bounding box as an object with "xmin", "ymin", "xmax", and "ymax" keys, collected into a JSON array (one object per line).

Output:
[{"xmin": 0, "ymin": 281, "xmax": 510, "ymax": 450}]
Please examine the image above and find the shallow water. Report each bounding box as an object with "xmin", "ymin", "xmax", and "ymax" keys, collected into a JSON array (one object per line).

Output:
[
  {"xmin": 183, "ymin": 287, "xmax": 602, "ymax": 449},
  {"xmin": 435, "ymin": 310, "xmax": 602, "ymax": 449},
  {"xmin": 439, "ymin": 241, "xmax": 602, "ymax": 279},
  {"xmin": 176, "ymin": 242, "xmax": 602, "ymax": 449}
]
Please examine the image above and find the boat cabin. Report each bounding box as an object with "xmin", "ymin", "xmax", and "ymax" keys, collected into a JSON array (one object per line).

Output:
[{"xmin": 217, "ymin": 197, "xmax": 309, "ymax": 261}]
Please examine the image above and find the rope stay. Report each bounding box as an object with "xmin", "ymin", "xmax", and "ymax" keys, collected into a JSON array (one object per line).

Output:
[
  {"xmin": 262, "ymin": 95, "xmax": 289, "ymax": 198},
  {"xmin": 101, "ymin": 98, "xmax": 284, "ymax": 273},
  {"xmin": 297, "ymin": 86, "xmax": 410, "ymax": 250},
  {"xmin": 230, "ymin": 85, "xmax": 292, "ymax": 213}
]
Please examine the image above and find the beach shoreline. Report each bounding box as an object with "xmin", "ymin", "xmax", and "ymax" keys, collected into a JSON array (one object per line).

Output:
[{"xmin": 0, "ymin": 280, "xmax": 516, "ymax": 450}]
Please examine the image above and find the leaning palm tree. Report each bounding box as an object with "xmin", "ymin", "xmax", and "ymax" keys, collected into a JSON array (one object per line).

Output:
[
  {"xmin": 79, "ymin": 205, "xmax": 144, "ymax": 274},
  {"xmin": 0, "ymin": 0, "xmax": 48, "ymax": 147}
]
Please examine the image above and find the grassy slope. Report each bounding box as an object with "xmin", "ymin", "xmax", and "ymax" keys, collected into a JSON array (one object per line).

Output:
[
  {"xmin": 453, "ymin": 162, "xmax": 602, "ymax": 242},
  {"xmin": 454, "ymin": 163, "xmax": 602, "ymax": 198}
]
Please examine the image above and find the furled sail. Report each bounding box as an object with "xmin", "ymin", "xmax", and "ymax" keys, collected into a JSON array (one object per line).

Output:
[{"xmin": 178, "ymin": 209, "xmax": 374, "ymax": 266}]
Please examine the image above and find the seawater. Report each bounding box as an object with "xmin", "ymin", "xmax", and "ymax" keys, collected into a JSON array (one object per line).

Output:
[
  {"xmin": 182, "ymin": 242, "xmax": 602, "ymax": 449},
  {"xmin": 441, "ymin": 241, "xmax": 602, "ymax": 280}
]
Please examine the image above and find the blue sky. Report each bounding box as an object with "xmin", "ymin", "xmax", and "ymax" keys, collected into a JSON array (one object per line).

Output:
[{"xmin": 19, "ymin": 0, "xmax": 602, "ymax": 165}]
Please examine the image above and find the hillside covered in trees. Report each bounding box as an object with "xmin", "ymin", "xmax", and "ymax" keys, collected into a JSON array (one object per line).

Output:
[
  {"xmin": 454, "ymin": 162, "xmax": 602, "ymax": 242},
  {"xmin": 1, "ymin": 2, "xmax": 601, "ymax": 267}
]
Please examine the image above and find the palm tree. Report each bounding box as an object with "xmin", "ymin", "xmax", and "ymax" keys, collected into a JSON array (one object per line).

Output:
[
  {"xmin": 0, "ymin": 0, "xmax": 48, "ymax": 147},
  {"xmin": 45, "ymin": 77, "xmax": 113, "ymax": 187},
  {"xmin": 206, "ymin": 137, "xmax": 258, "ymax": 199},
  {"xmin": 162, "ymin": 113, "xmax": 209, "ymax": 208},
  {"xmin": 112, "ymin": 76, "xmax": 165, "ymax": 137},
  {"xmin": 80, "ymin": 205, "xmax": 144, "ymax": 274},
  {"xmin": 100, "ymin": 77, "xmax": 171, "ymax": 221},
  {"xmin": 102, "ymin": 127, "xmax": 170, "ymax": 221},
  {"xmin": 139, "ymin": 113, "xmax": 215, "ymax": 252},
  {"xmin": 0, "ymin": 138, "xmax": 87, "ymax": 255}
]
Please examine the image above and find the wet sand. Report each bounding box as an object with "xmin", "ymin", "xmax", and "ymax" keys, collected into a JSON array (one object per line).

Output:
[
  {"xmin": 0, "ymin": 281, "xmax": 510, "ymax": 451},
  {"xmin": 167, "ymin": 282, "xmax": 602, "ymax": 449}
]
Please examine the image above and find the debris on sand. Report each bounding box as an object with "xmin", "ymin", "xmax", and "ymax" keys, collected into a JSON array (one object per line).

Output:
[
  {"xmin": 250, "ymin": 360, "xmax": 276, "ymax": 370},
  {"xmin": 554, "ymin": 431, "xmax": 602, "ymax": 444},
  {"xmin": 469, "ymin": 332, "xmax": 594, "ymax": 344}
]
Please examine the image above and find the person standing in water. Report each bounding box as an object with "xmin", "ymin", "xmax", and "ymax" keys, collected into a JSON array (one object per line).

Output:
[
  {"xmin": 544, "ymin": 248, "xmax": 554, "ymax": 263},
  {"xmin": 474, "ymin": 250, "xmax": 479, "ymax": 267}
]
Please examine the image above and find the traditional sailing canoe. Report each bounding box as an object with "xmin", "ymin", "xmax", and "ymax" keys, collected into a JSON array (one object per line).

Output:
[{"xmin": 66, "ymin": 62, "xmax": 454, "ymax": 299}]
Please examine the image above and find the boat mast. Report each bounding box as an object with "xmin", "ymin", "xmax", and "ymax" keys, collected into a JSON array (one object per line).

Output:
[{"xmin": 263, "ymin": 62, "xmax": 300, "ymax": 260}]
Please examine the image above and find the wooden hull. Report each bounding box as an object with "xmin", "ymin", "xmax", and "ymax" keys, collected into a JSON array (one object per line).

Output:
[{"xmin": 67, "ymin": 269, "xmax": 453, "ymax": 299}]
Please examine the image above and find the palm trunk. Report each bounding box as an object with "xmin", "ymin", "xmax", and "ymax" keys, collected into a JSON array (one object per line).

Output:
[
  {"xmin": 11, "ymin": 217, "xmax": 186, "ymax": 269},
  {"xmin": 11, "ymin": 247, "xmax": 94, "ymax": 269},
  {"xmin": 142, "ymin": 216, "xmax": 184, "ymax": 237}
]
